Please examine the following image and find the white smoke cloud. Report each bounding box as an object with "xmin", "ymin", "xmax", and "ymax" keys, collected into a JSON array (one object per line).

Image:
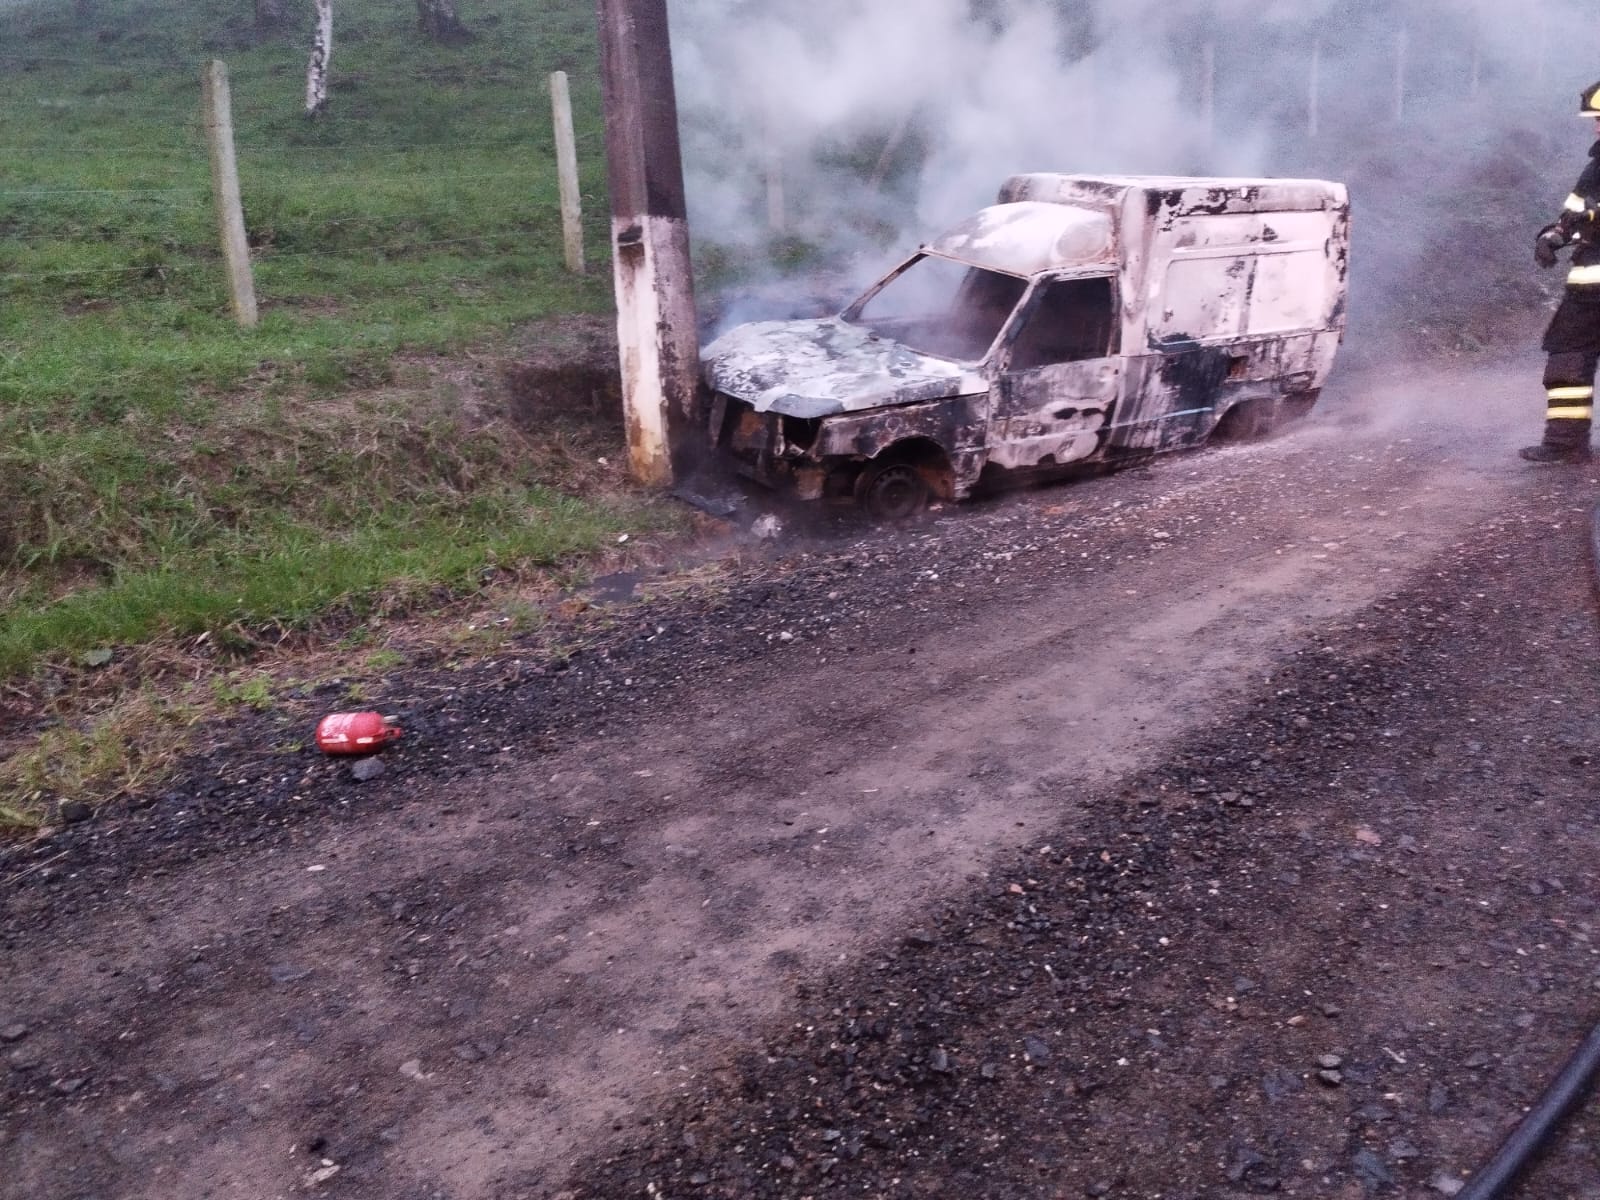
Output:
[{"xmin": 670, "ymin": 0, "xmax": 1600, "ymax": 341}]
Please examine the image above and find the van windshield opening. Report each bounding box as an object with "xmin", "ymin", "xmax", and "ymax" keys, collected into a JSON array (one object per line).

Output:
[{"xmin": 847, "ymin": 255, "xmax": 1027, "ymax": 362}]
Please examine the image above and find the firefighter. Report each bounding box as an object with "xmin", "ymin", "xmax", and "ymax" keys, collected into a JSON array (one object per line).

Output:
[{"xmin": 1524, "ymin": 81, "xmax": 1600, "ymax": 464}]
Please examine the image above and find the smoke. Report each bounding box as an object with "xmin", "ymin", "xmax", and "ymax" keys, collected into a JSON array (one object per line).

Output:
[{"xmin": 670, "ymin": 0, "xmax": 1600, "ymax": 348}]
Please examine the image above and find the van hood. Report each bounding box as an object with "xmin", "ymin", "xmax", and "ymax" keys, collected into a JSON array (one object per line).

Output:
[{"xmin": 702, "ymin": 318, "xmax": 983, "ymax": 419}]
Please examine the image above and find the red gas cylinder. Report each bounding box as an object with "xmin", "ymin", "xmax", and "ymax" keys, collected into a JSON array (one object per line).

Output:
[{"xmin": 315, "ymin": 711, "xmax": 402, "ymax": 756}]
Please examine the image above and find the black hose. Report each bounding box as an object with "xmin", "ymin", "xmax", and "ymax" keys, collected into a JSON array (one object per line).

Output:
[
  {"xmin": 1456, "ymin": 1018, "xmax": 1600, "ymax": 1200},
  {"xmin": 1590, "ymin": 504, "xmax": 1600, "ymax": 593}
]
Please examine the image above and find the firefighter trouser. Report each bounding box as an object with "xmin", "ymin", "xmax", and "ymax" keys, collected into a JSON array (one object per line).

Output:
[{"xmin": 1540, "ymin": 351, "xmax": 1597, "ymax": 450}]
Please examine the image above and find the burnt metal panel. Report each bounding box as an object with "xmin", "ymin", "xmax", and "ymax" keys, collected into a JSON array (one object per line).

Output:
[
  {"xmin": 815, "ymin": 393, "xmax": 990, "ymax": 462},
  {"xmin": 702, "ymin": 318, "xmax": 980, "ymax": 418},
  {"xmin": 928, "ymin": 202, "xmax": 1116, "ymax": 276}
]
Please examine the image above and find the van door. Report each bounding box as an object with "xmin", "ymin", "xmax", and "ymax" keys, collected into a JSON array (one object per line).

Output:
[{"xmin": 988, "ymin": 275, "xmax": 1120, "ymax": 471}]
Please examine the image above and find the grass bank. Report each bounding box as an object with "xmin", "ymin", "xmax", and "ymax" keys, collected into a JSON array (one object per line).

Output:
[
  {"xmin": 0, "ymin": 0, "xmax": 680, "ymax": 684},
  {"xmin": 0, "ymin": 0, "xmax": 701, "ymax": 828}
]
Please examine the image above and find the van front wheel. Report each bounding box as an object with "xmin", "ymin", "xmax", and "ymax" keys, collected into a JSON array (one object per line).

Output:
[{"xmin": 855, "ymin": 460, "xmax": 931, "ymax": 521}]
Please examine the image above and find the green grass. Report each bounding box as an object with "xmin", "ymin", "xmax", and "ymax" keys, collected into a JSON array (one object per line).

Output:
[
  {"xmin": 0, "ymin": 487, "xmax": 634, "ymax": 676},
  {"xmin": 0, "ymin": 0, "xmax": 678, "ymax": 680}
]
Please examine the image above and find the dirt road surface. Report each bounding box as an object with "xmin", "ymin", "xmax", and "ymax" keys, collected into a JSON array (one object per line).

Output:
[{"xmin": 4, "ymin": 356, "xmax": 1600, "ymax": 1200}]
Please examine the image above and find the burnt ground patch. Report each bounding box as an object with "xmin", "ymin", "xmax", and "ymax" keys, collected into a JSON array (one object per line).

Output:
[{"xmin": 503, "ymin": 361, "xmax": 624, "ymax": 436}]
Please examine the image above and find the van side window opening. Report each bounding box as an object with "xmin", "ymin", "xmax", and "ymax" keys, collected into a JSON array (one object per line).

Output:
[
  {"xmin": 851, "ymin": 255, "xmax": 1027, "ymax": 362},
  {"xmin": 1009, "ymin": 276, "xmax": 1117, "ymax": 371}
]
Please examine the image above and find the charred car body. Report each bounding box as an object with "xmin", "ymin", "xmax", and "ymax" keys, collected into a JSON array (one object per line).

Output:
[{"xmin": 702, "ymin": 174, "xmax": 1350, "ymax": 517}]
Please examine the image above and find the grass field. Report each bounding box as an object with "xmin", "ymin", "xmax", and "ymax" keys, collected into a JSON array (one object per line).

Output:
[
  {"xmin": 0, "ymin": 0, "xmax": 669, "ymax": 682},
  {"xmin": 0, "ymin": 0, "xmax": 706, "ymax": 827}
]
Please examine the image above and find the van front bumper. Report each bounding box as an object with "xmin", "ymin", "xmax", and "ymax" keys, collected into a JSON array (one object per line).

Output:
[{"xmin": 708, "ymin": 392, "xmax": 828, "ymax": 499}]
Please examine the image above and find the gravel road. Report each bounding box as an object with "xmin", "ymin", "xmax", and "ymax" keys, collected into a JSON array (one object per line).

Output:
[{"xmin": 3, "ymin": 355, "xmax": 1598, "ymax": 1200}]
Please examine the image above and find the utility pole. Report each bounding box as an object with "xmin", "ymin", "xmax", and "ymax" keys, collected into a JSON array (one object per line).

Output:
[{"xmin": 595, "ymin": 0, "xmax": 700, "ymax": 488}]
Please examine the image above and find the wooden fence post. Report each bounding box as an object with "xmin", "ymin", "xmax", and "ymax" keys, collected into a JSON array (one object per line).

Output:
[
  {"xmin": 1534, "ymin": 1, "xmax": 1548, "ymax": 90},
  {"xmin": 550, "ymin": 71, "xmax": 585, "ymax": 274},
  {"xmin": 1468, "ymin": 4, "xmax": 1482, "ymax": 99},
  {"xmin": 868, "ymin": 113, "xmax": 912, "ymax": 194},
  {"xmin": 765, "ymin": 99, "xmax": 785, "ymax": 233},
  {"xmin": 202, "ymin": 60, "xmax": 258, "ymax": 329},
  {"xmin": 1394, "ymin": 27, "xmax": 1409, "ymax": 123},
  {"xmin": 1308, "ymin": 38, "xmax": 1321, "ymax": 139}
]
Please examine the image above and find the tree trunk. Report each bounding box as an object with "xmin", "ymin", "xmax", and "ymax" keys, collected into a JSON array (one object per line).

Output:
[
  {"xmin": 305, "ymin": 0, "xmax": 334, "ymax": 116},
  {"xmin": 416, "ymin": 0, "xmax": 473, "ymax": 45},
  {"xmin": 255, "ymin": 0, "xmax": 289, "ymax": 32}
]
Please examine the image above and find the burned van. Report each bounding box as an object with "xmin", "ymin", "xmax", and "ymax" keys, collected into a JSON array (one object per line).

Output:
[{"xmin": 702, "ymin": 173, "xmax": 1350, "ymax": 518}]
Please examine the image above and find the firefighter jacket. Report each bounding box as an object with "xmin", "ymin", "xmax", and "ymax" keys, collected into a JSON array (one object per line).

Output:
[{"xmin": 1543, "ymin": 141, "xmax": 1600, "ymax": 354}]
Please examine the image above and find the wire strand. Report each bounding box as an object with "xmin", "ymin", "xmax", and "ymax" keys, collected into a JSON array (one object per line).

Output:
[
  {"xmin": 0, "ymin": 262, "xmax": 201, "ymax": 282},
  {"xmin": 0, "ymin": 185, "xmax": 207, "ymax": 198},
  {"xmin": 251, "ymin": 232, "xmax": 550, "ymax": 263},
  {"xmin": 0, "ymin": 227, "xmax": 589, "ymax": 282}
]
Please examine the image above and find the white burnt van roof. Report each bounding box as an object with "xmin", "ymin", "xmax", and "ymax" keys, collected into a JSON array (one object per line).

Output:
[
  {"xmin": 1001, "ymin": 172, "xmax": 1346, "ymax": 214},
  {"xmin": 926, "ymin": 175, "xmax": 1345, "ymax": 280},
  {"xmin": 925, "ymin": 201, "xmax": 1115, "ymax": 278}
]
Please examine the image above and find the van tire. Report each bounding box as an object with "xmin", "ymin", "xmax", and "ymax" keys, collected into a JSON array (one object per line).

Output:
[
  {"xmin": 855, "ymin": 459, "xmax": 932, "ymax": 521},
  {"xmin": 1214, "ymin": 396, "xmax": 1275, "ymax": 442},
  {"xmin": 1281, "ymin": 388, "xmax": 1321, "ymax": 424}
]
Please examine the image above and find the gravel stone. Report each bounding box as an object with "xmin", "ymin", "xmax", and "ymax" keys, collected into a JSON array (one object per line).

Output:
[
  {"xmin": 1261, "ymin": 1068, "xmax": 1302, "ymax": 1102},
  {"xmin": 1353, "ymin": 1148, "xmax": 1395, "ymax": 1188},
  {"xmin": 350, "ymin": 757, "xmax": 387, "ymax": 783}
]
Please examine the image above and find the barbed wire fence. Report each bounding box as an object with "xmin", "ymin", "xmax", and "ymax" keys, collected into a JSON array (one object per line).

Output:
[
  {"xmin": 0, "ymin": 60, "xmax": 612, "ymax": 330},
  {"xmin": 2, "ymin": 10, "xmax": 1594, "ymax": 342}
]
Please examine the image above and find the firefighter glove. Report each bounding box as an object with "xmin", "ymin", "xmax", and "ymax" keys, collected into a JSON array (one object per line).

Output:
[{"xmin": 1537, "ymin": 226, "xmax": 1566, "ymax": 269}]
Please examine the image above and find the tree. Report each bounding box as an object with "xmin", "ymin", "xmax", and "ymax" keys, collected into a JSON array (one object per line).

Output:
[
  {"xmin": 305, "ymin": 0, "xmax": 333, "ymax": 115},
  {"xmin": 300, "ymin": 0, "xmax": 470, "ymax": 117},
  {"xmin": 416, "ymin": 0, "xmax": 473, "ymax": 45}
]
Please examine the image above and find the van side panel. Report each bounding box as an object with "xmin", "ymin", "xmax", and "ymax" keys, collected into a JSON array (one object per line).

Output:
[
  {"xmin": 1145, "ymin": 211, "xmax": 1342, "ymax": 346},
  {"xmin": 1102, "ymin": 190, "xmax": 1348, "ymax": 454},
  {"xmin": 1111, "ymin": 330, "xmax": 1341, "ymax": 453}
]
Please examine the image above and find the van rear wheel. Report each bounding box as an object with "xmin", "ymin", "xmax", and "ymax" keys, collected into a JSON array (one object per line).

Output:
[
  {"xmin": 1215, "ymin": 396, "xmax": 1275, "ymax": 442},
  {"xmin": 855, "ymin": 460, "xmax": 931, "ymax": 521}
]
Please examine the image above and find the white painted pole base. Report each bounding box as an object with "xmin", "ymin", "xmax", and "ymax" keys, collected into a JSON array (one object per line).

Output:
[{"xmin": 612, "ymin": 215, "xmax": 698, "ymax": 487}]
